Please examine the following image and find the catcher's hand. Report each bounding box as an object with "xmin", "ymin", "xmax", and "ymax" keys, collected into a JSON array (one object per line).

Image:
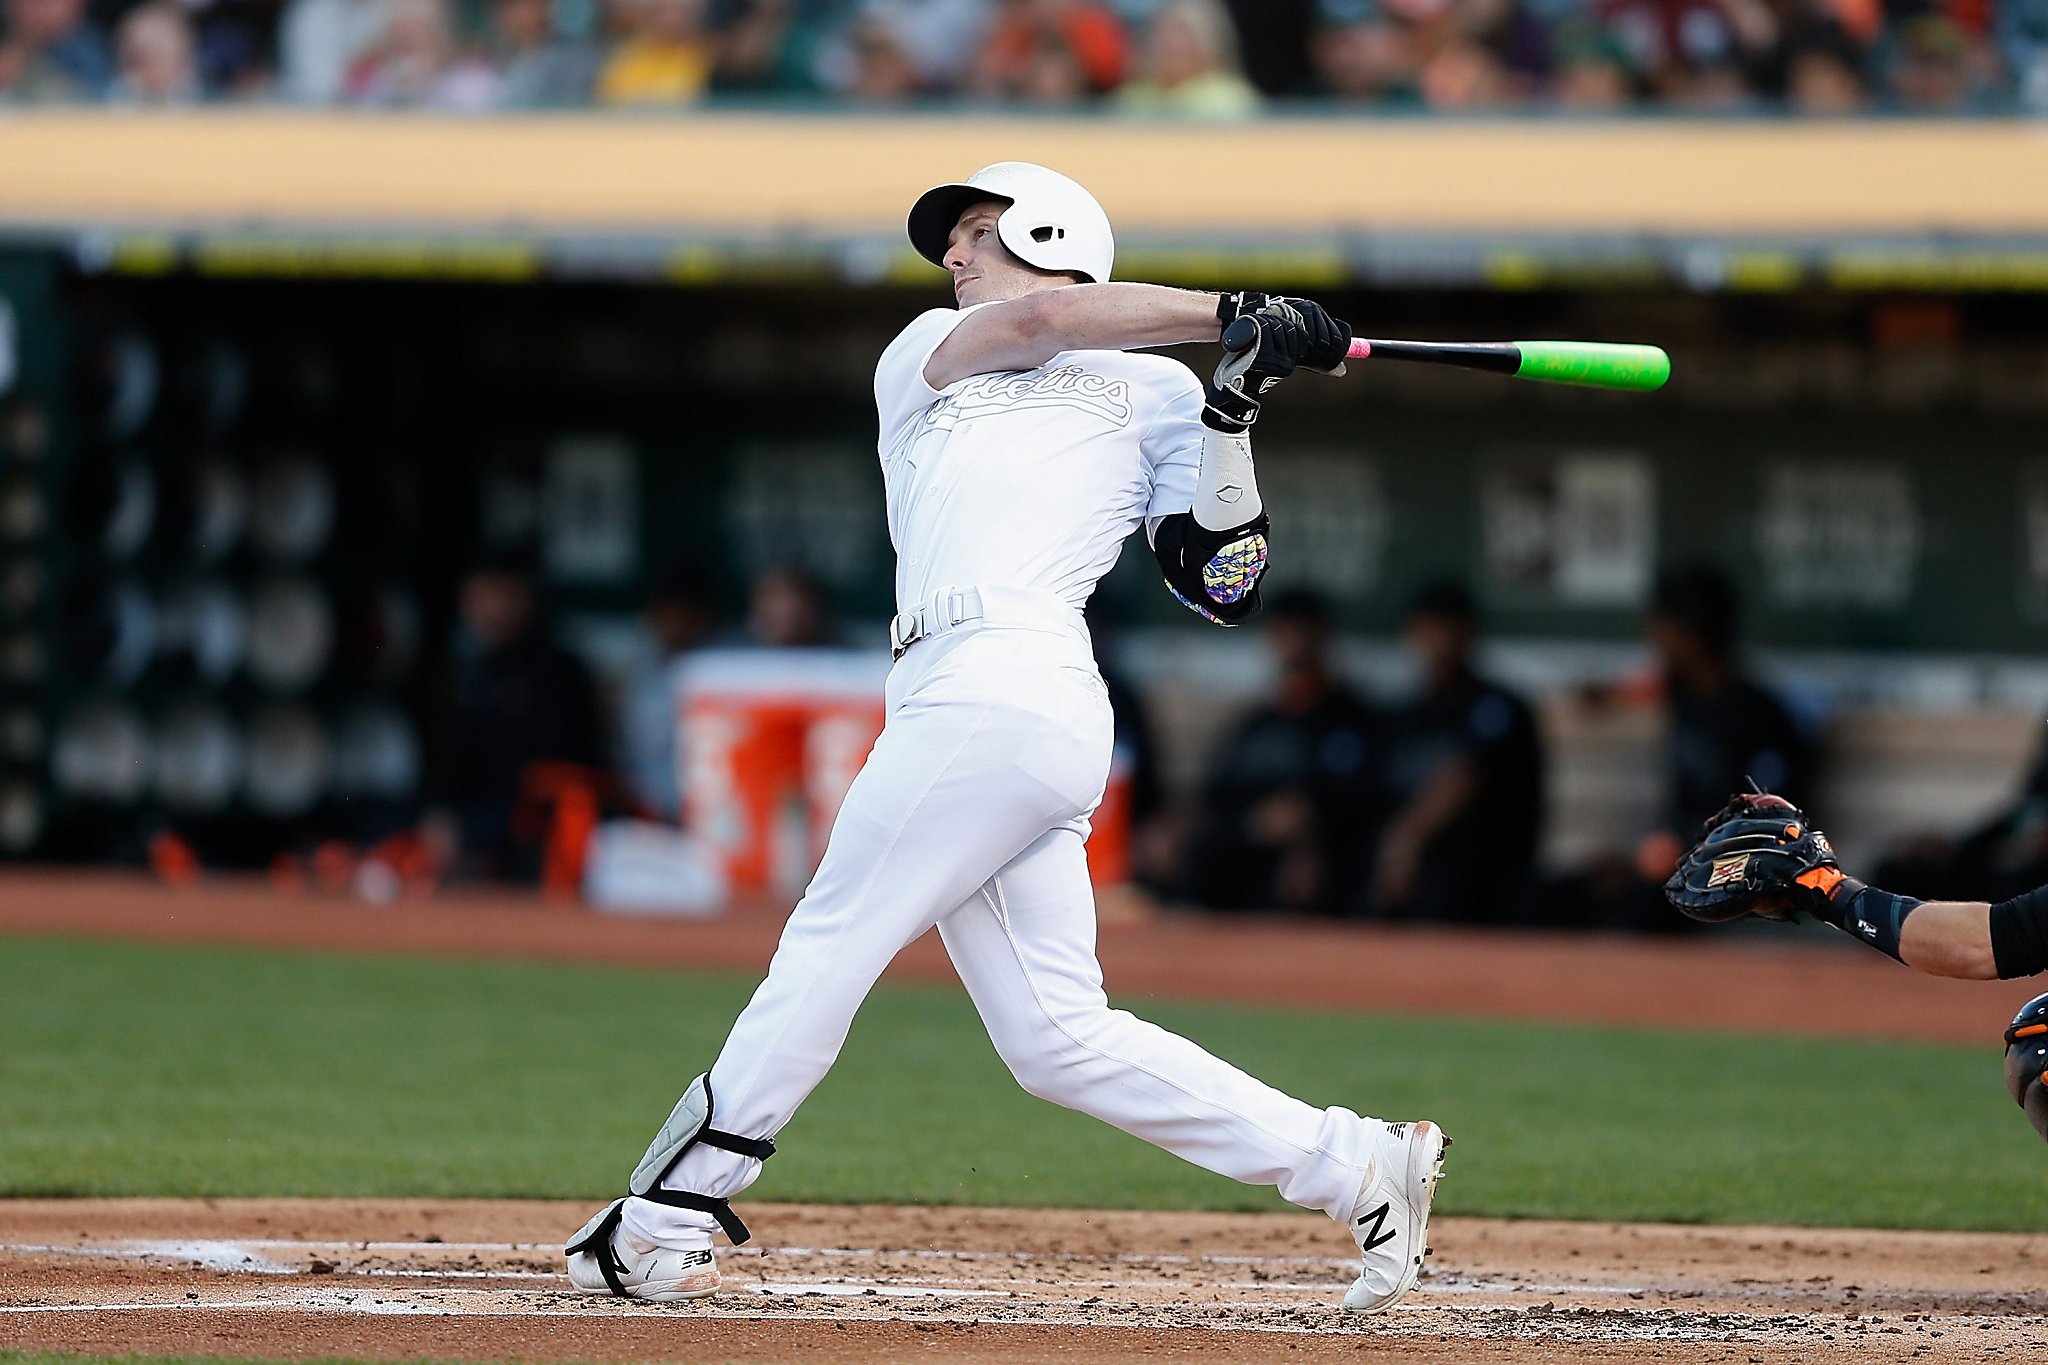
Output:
[{"xmin": 1663, "ymin": 791, "xmax": 1846, "ymax": 924}]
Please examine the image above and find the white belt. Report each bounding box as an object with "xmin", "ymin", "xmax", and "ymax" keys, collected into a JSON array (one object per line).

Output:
[{"xmin": 888, "ymin": 585, "xmax": 1084, "ymax": 661}]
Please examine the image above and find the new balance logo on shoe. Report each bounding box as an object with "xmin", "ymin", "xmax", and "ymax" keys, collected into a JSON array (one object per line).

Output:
[{"xmin": 1354, "ymin": 1201, "xmax": 1397, "ymax": 1253}]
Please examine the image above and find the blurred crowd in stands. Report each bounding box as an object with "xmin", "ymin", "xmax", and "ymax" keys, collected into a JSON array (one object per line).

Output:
[{"xmin": 2, "ymin": 0, "xmax": 2043, "ymax": 114}]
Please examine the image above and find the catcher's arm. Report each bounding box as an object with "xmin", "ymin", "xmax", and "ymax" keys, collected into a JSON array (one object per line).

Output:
[{"xmin": 1665, "ymin": 791, "xmax": 2048, "ymax": 979}]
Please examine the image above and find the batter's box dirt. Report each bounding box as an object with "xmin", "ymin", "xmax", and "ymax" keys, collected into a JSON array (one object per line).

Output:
[{"xmin": 1, "ymin": 1200, "xmax": 2042, "ymax": 1364}]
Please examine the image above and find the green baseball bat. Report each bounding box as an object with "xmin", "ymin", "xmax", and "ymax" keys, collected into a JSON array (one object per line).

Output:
[{"xmin": 1221, "ymin": 317, "xmax": 1671, "ymax": 392}]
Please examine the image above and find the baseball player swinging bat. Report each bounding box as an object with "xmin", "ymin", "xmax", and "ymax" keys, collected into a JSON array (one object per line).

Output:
[
  {"xmin": 568, "ymin": 163, "xmax": 1502, "ymax": 1317},
  {"xmin": 1220, "ymin": 315, "xmax": 1672, "ymax": 393}
]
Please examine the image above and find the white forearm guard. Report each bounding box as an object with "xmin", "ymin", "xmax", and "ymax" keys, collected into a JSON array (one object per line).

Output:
[{"xmin": 1194, "ymin": 426, "xmax": 1262, "ymax": 531}]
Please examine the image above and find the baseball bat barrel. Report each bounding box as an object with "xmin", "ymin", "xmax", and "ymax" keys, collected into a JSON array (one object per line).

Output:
[{"xmin": 1343, "ymin": 337, "xmax": 1671, "ymax": 392}]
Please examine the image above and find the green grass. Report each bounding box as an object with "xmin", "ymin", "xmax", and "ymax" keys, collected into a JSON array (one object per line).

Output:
[{"xmin": 0, "ymin": 935, "xmax": 2041, "ymax": 1230}]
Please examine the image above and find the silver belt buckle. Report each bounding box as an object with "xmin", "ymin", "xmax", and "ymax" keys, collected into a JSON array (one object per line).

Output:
[{"xmin": 888, "ymin": 612, "xmax": 921, "ymax": 661}]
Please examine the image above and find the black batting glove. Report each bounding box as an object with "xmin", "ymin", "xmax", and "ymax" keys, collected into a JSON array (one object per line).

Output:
[
  {"xmin": 1286, "ymin": 297, "xmax": 1352, "ymax": 376},
  {"xmin": 1204, "ymin": 309, "xmax": 1310, "ymax": 432},
  {"xmin": 1217, "ymin": 292, "xmax": 1352, "ymax": 376}
]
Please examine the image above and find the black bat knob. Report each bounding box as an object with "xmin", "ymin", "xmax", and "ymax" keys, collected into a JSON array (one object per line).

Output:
[{"xmin": 1221, "ymin": 315, "xmax": 1260, "ymax": 355}]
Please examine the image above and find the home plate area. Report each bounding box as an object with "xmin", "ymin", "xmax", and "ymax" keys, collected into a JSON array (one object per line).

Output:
[{"xmin": 1, "ymin": 1201, "xmax": 2042, "ymax": 1364}]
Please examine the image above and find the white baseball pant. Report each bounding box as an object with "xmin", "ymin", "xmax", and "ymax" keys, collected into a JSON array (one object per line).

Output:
[{"xmin": 623, "ymin": 602, "xmax": 1377, "ymax": 1248}]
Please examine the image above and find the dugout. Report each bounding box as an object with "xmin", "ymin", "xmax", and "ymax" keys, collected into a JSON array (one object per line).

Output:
[{"xmin": 4, "ymin": 113, "xmax": 2048, "ymax": 874}]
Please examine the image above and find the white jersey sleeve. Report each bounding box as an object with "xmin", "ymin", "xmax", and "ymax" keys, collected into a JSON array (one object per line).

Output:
[
  {"xmin": 1141, "ymin": 368, "xmax": 1208, "ymax": 545},
  {"xmin": 874, "ymin": 304, "xmax": 1000, "ymax": 445}
]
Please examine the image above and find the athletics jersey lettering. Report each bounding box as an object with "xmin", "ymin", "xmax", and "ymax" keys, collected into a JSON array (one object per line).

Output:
[{"xmin": 930, "ymin": 365, "xmax": 1135, "ymax": 429}]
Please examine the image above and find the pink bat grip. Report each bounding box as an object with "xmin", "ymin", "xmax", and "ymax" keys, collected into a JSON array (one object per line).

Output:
[{"xmin": 1347, "ymin": 339, "xmax": 1373, "ymax": 359}]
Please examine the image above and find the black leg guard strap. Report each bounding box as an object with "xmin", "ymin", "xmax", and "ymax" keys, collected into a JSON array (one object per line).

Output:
[
  {"xmin": 637, "ymin": 1188, "xmax": 755, "ymax": 1245},
  {"xmin": 565, "ymin": 1202, "xmax": 630, "ymax": 1295},
  {"xmin": 697, "ymin": 1128, "xmax": 778, "ymax": 1162},
  {"xmin": 1992, "ymin": 885, "xmax": 2048, "ymax": 979}
]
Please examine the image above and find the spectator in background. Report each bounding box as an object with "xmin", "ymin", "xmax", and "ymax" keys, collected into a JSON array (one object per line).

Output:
[
  {"xmin": 182, "ymin": 0, "xmax": 279, "ymax": 96},
  {"xmin": 1781, "ymin": 22, "xmax": 1868, "ymax": 112},
  {"xmin": 279, "ymin": 0, "xmax": 389, "ymax": 100},
  {"xmin": 489, "ymin": 0, "xmax": 601, "ymax": 105},
  {"xmin": 1177, "ymin": 589, "xmax": 1383, "ymax": 916},
  {"xmin": 343, "ymin": 0, "xmax": 496, "ymax": 105},
  {"xmin": 747, "ymin": 564, "xmax": 835, "ymax": 647},
  {"xmin": 1882, "ymin": 12, "xmax": 1997, "ymax": 110},
  {"xmin": 826, "ymin": 3, "xmax": 923, "ymax": 99},
  {"xmin": 424, "ymin": 550, "xmax": 605, "ymax": 882},
  {"xmin": 1311, "ymin": 2, "xmax": 1418, "ymax": 103},
  {"xmin": 617, "ymin": 569, "xmax": 720, "ymax": 822},
  {"xmin": 1998, "ymin": 0, "xmax": 2048, "ymax": 112},
  {"xmin": 596, "ymin": 0, "xmax": 711, "ymax": 104},
  {"xmin": 1595, "ymin": 0, "xmax": 1778, "ymax": 107},
  {"xmin": 110, "ymin": 0, "xmax": 199, "ymax": 100},
  {"xmin": 1648, "ymin": 562, "xmax": 1812, "ymax": 840},
  {"xmin": 1366, "ymin": 581, "xmax": 1543, "ymax": 923},
  {"xmin": 1114, "ymin": 0, "xmax": 1260, "ymax": 117},
  {"xmin": 1222, "ymin": 0, "xmax": 1316, "ymax": 94},
  {"xmin": 815, "ymin": 0, "xmax": 989, "ymax": 97},
  {"xmin": 0, "ymin": 0, "xmax": 115, "ymax": 99},
  {"xmin": 967, "ymin": 0, "xmax": 1127, "ymax": 101},
  {"xmin": 708, "ymin": 0, "xmax": 820, "ymax": 93},
  {"xmin": 1548, "ymin": 23, "xmax": 1637, "ymax": 106}
]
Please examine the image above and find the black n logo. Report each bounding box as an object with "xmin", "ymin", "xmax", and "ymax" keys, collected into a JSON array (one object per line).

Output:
[{"xmin": 1354, "ymin": 1201, "xmax": 1397, "ymax": 1253}]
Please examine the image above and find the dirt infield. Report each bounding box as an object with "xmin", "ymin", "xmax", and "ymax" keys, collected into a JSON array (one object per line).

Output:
[
  {"xmin": 1, "ymin": 1200, "xmax": 2042, "ymax": 1364},
  {"xmin": 3, "ymin": 870, "xmax": 2040, "ymax": 1045}
]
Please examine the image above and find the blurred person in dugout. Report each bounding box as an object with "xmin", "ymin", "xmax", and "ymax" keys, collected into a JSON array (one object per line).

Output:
[
  {"xmin": 1870, "ymin": 721, "xmax": 2048, "ymax": 908},
  {"xmin": 1178, "ymin": 589, "xmax": 1383, "ymax": 917},
  {"xmin": 966, "ymin": 0, "xmax": 1126, "ymax": 101},
  {"xmin": 0, "ymin": 0, "xmax": 114, "ymax": 99},
  {"xmin": 745, "ymin": 564, "xmax": 839, "ymax": 648},
  {"xmin": 616, "ymin": 568, "xmax": 721, "ymax": 824},
  {"xmin": 596, "ymin": 0, "xmax": 710, "ymax": 104},
  {"xmin": 421, "ymin": 549, "xmax": 606, "ymax": 883},
  {"xmin": 1563, "ymin": 561, "xmax": 1814, "ymax": 929},
  {"xmin": 1113, "ymin": 0, "xmax": 1260, "ymax": 117},
  {"xmin": 1364, "ymin": 581, "xmax": 1543, "ymax": 924}
]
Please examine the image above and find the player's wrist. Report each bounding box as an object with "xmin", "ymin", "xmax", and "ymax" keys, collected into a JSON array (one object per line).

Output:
[{"xmin": 1201, "ymin": 383, "xmax": 1257, "ymax": 432}]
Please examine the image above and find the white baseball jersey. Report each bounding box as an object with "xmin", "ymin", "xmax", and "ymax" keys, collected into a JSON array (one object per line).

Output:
[{"xmin": 874, "ymin": 305, "xmax": 1207, "ymax": 613}]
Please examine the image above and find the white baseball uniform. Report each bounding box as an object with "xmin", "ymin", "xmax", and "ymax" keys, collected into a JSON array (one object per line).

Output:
[{"xmin": 621, "ymin": 304, "xmax": 1380, "ymax": 1248}]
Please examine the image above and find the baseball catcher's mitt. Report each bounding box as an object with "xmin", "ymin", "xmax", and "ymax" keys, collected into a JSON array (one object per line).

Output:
[
  {"xmin": 1664, "ymin": 791, "xmax": 1843, "ymax": 924},
  {"xmin": 2005, "ymin": 992, "xmax": 2048, "ymax": 1145}
]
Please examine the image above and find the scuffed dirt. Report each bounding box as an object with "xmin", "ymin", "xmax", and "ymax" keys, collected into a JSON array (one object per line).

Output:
[{"xmin": 2, "ymin": 1200, "xmax": 2042, "ymax": 1363}]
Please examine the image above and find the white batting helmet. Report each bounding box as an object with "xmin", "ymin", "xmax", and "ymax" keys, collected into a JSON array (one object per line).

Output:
[{"xmin": 907, "ymin": 162, "xmax": 1114, "ymax": 284}]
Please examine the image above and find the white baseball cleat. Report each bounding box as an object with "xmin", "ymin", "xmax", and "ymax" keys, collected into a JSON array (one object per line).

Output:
[
  {"xmin": 565, "ymin": 1200, "xmax": 720, "ymax": 1302},
  {"xmin": 1340, "ymin": 1119, "xmax": 1450, "ymax": 1314}
]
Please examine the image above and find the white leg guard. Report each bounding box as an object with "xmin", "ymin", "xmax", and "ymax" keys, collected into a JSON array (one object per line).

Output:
[{"xmin": 565, "ymin": 1073, "xmax": 776, "ymax": 1294}]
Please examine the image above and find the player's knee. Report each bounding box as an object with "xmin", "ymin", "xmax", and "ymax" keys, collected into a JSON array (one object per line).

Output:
[{"xmin": 988, "ymin": 1005, "xmax": 1116, "ymax": 1101}]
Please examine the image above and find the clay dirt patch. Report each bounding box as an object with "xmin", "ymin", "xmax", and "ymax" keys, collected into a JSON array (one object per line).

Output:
[{"xmin": 0, "ymin": 1201, "xmax": 2041, "ymax": 1364}]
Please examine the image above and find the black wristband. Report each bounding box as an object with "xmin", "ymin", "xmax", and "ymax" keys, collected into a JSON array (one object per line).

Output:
[
  {"xmin": 1991, "ymin": 886, "xmax": 2048, "ymax": 979},
  {"xmin": 1814, "ymin": 878, "xmax": 1920, "ymax": 964},
  {"xmin": 1216, "ymin": 291, "xmax": 1268, "ymax": 327}
]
